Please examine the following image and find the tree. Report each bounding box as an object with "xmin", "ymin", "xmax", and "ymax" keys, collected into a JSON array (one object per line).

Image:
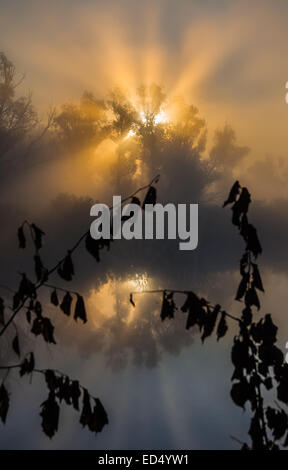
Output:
[
  {"xmin": 0, "ymin": 53, "xmax": 37, "ymax": 159},
  {"xmin": 0, "ymin": 175, "xmax": 159, "ymax": 439},
  {"xmin": 130, "ymin": 181, "xmax": 288, "ymax": 450}
]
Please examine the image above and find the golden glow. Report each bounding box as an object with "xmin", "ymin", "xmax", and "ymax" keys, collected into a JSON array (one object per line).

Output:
[
  {"xmin": 132, "ymin": 273, "xmax": 149, "ymax": 291},
  {"xmin": 124, "ymin": 129, "xmax": 136, "ymax": 140},
  {"xmin": 125, "ymin": 109, "xmax": 169, "ymax": 140},
  {"xmin": 140, "ymin": 109, "xmax": 168, "ymax": 125}
]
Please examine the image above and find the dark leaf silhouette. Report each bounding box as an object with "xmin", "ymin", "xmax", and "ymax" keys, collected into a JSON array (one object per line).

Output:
[
  {"xmin": 266, "ymin": 407, "xmax": 288, "ymax": 440},
  {"xmin": 31, "ymin": 317, "xmax": 56, "ymax": 344},
  {"xmin": 142, "ymin": 186, "xmax": 157, "ymax": 207},
  {"xmin": 242, "ymin": 307, "xmax": 252, "ymax": 326},
  {"xmin": 17, "ymin": 226, "xmax": 26, "ymax": 249},
  {"xmin": 252, "ymin": 263, "xmax": 264, "ymax": 292},
  {"xmin": 217, "ymin": 312, "xmax": 228, "ymax": 341},
  {"xmin": 181, "ymin": 292, "xmax": 205, "ymax": 330},
  {"xmin": 58, "ymin": 376, "xmax": 72, "ymax": 405},
  {"xmin": 34, "ymin": 300, "xmax": 42, "ymax": 317},
  {"xmin": 60, "ymin": 291, "xmax": 73, "ymax": 316},
  {"xmin": 50, "ymin": 289, "xmax": 59, "ymax": 306},
  {"xmin": 85, "ymin": 233, "xmax": 100, "ymax": 262},
  {"xmin": 45, "ymin": 370, "xmax": 59, "ymax": 392},
  {"xmin": 223, "ymin": 180, "xmax": 240, "ymax": 207},
  {"xmin": 40, "ymin": 392, "xmax": 59, "ymax": 438},
  {"xmin": 19, "ymin": 353, "xmax": 35, "ymax": 377},
  {"xmin": 26, "ymin": 309, "xmax": 31, "ymax": 324},
  {"xmin": 0, "ymin": 384, "xmax": 9, "ymax": 424},
  {"xmin": 57, "ymin": 251, "xmax": 75, "ymax": 281},
  {"xmin": 31, "ymin": 223, "xmax": 45, "ymax": 250},
  {"xmin": 74, "ymin": 295, "xmax": 87, "ymax": 324},
  {"xmin": 235, "ymin": 274, "xmax": 249, "ymax": 301},
  {"xmin": 244, "ymin": 224, "xmax": 262, "ymax": 258},
  {"xmin": 231, "ymin": 188, "xmax": 251, "ymax": 227},
  {"xmin": 18, "ymin": 274, "xmax": 36, "ymax": 300},
  {"xmin": 80, "ymin": 389, "xmax": 92, "ymax": 428},
  {"xmin": 42, "ymin": 318, "xmax": 56, "ymax": 344},
  {"xmin": 70, "ymin": 381, "xmax": 81, "ymax": 411},
  {"xmin": 160, "ymin": 292, "xmax": 176, "ymax": 321},
  {"xmin": 201, "ymin": 304, "xmax": 221, "ymax": 343},
  {"xmin": 31, "ymin": 317, "xmax": 43, "ymax": 336},
  {"xmin": 129, "ymin": 293, "xmax": 135, "ymax": 307},
  {"xmin": 230, "ymin": 379, "xmax": 251, "ymax": 409},
  {"xmin": 245, "ymin": 287, "xmax": 260, "ymax": 310},
  {"xmin": 88, "ymin": 398, "xmax": 109, "ymax": 433},
  {"xmin": 12, "ymin": 334, "xmax": 20, "ymax": 357}
]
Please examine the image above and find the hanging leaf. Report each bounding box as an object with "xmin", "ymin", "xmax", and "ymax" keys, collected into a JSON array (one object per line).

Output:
[
  {"xmin": 88, "ymin": 398, "xmax": 109, "ymax": 433},
  {"xmin": 160, "ymin": 292, "xmax": 176, "ymax": 321},
  {"xmin": 0, "ymin": 384, "xmax": 9, "ymax": 424},
  {"xmin": 57, "ymin": 251, "xmax": 74, "ymax": 281},
  {"xmin": 223, "ymin": 181, "xmax": 240, "ymax": 207},
  {"xmin": 0, "ymin": 298, "xmax": 4, "ymax": 325},
  {"xmin": 261, "ymin": 314, "xmax": 277, "ymax": 345},
  {"xmin": 230, "ymin": 379, "xmax": 251, "ymax": 409},
  {"xmin": 31, "ymin": 317, "xmax": 43, "ymax": 336},
  {"xmin": 129, "ymin": 293, "xmax": 135, "ymax": 307},
  {"xmin": 17, "ymin": 225, "xmax": 26, "ymax": 249},
  {"xmin": 26, "ymin": 309, "xmax": 31, "ymax": 324},
  {"xmin": 50, "ymin": 290, "xmax": 59, "ymax": 306},
  {"xmin": 235, "ymin": 274, "xmax": 249, "ymax": 301},
  {"xmin": 217, "ymin": 312, "xmax": 228, "ymax": 341},
  {"xmin": 18, "ymin": 274, "xmax": 36, "ymax": 300},
  {"xmin": 12, "ymin": 334, "xmax": 20, "ymax": 357},
  {"xmin": 85, "ymin": 233, "xmax": 100, "ymax": 262},
  {"xmin": 182, "ymin": 292, "xmax": 205, "ymax": 330},
  {"xmin": 201, "ymin": 304, "xmax": 221, "ymax": 343},
  {"xmin": 45, "ymin": 370, "xmax": 59, "ymax": 391},
  {"xmin": 60, "ymin": 292, "xmax": 73, "ymax": 316},
  {"xmin": 245, "ymin": 224, "xmax": 262, "ymax": 258},
  {"xmin": 252, "ymin": 263, "xmax": 264, "ymax": 292},
  {"xmin": 70, "ymin": 381, "xmax": 81, "ymax": 411},
  {"xmin": 266, "ymin": 407, "xmax": 288, "ymax": 440},
  {"xmin": 231, "ymin": 188, "xmax": 251, "ymax": 227},
  {"xmin": 142, "ymin": 186, "xmax": 157, "ymax": 208},
  {"xmin": 40, "ymin": 392, "xmax": 59, "ymax": 438},
  {"xmin": 31, "ymin": 223, "xmax": 45, "ymax": 250},
  {"xmin": 245, "ymin": 287, "xmax": 260, "ymax": 310},
  {"xmin": 42, "ymin": 317, "xmax": 56, "ymax": 344},
  {"xmin": 74, "ymin": 295, "xmax": 87, "ymax": 324},
  {"xmin": 19, "ymin": 353, "xmax": 35, "ymax": 377},
  {"xmin": 58, "ymin": 376, "xmax": 71, "ymax": 405},
  {"xmin": 80, "ymin": 389, "xmax": 92, "ymax": 428},
  {"xmin": 231, "ymin": 338, "xmax": 250, "ymax": 370}
]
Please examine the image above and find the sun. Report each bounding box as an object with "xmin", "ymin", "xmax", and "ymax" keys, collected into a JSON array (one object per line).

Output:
[
  {"xmin": 125, "ymin": 109, "xmax": 168, "ymax": 140},
  {"xmin": 140, "ymin": 110, "xmax": 168, "ymax": 125}
]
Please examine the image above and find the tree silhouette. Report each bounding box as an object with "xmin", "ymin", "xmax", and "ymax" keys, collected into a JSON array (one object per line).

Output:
[
  {"xmin": 0, "ymin": 53, "xmax": 37, "ymax": 159},
  {"xmin": 130, "ymin": 181, "xmax": 288, "ymax": 450},
  {"xmin": 0, "ymin": 175, "xmax": 159, "ymax": 439}
]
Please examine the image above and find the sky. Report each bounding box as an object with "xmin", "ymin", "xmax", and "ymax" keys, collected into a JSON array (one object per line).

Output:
[{"xmin": 0, "ymin": 0, "xmax": 288, "ymax": 450}]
